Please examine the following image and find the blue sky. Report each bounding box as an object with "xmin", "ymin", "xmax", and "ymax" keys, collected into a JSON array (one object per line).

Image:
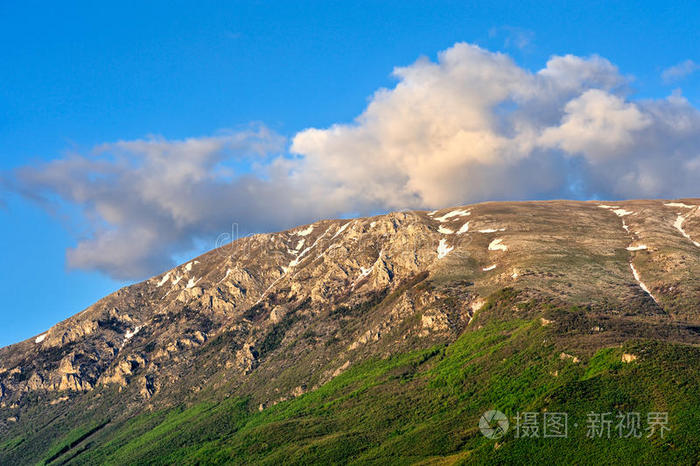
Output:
[{"xmin": 1, "ymin": 1, "xmax": 699, "ymax": 347}]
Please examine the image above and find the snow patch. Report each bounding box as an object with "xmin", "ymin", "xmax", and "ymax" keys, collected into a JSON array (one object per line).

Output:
[
  {"xmin": 673, "ymin": 212, "xmax": 700, "ymax": 247},
  {"xmin": 186, "ymin": 278, "xmax": 201, "ymax": 289},
  {"xmin": 437, "ymin": 239, "xmax": 454, "ymax": 259},
  {"xmin": 434, "ymin": 209, "xmax": 470, "ymax": 222},
  {"xmin": 612, "ymin": 209, "xmax": 634, "ymax": 217},
  {"xmin": 438, "ymin": 226, "xmax": 454, "ymax": 234},
  {"xmin": 288, "ymin": 226, "xmax": 333, "ymax": 268},
  {"xmin": 156, "ymin": 273, "xmax": 171, "ymax": 287},
  {"xmin": 665, "ymin": 202, "xmax": 695, "ymax": 209},
  {"xmin": 478, "ymin": 228, "xmax": 506, "ymax": 233},
  {"xmin": 295, "ymin": 239, "xmax": 306, "ymax": 250},
  {"xmin": 124, "ymin": 326, "xmax": 141, "ymax": 341},
  {"xmin": 599, "ymin": 204, "xmax": 634, "ymax": 217},
  {"xmin": 121, "ymin": 326, "xmax": 142, "ymax": 348},
  {"xmin": 673, "ymin": 214, "xmax": 685, "ymax": 232},
  {"xmin": 332, "ymin": 222, "xmax": 351, "ymax": 238},
  {"xmin": 171, "ymin": 275, "xmax": 183, "ymax": 286},
  {"xmin": 370, "ymin": 221, "xmax": 377, "ymax": 228},
  {"xmin": 296, "ymin": 225, "xmax": 314, "ymax": 236},
  {"xmin": 185, "ymin": 262, "xmax": 193, "ymax": 272},
  {"xmin": 289, "ymin": 247, "xmax": 312, "ymax": 267},
  {"xmin": 255, "ymin": 226, "xmax": 336, "ymax": 307},
  {"xmin": 629, "ymin": 263, "xmax": 658, "ymax": 303},
  {"xmin": 457, "ymin": 222, "xmax": 470, "ymax": 234},
  {"xmin": 35, "ymin": 333, "xmax": 47, "ymax": 344},
  {"xmin": 626, "ymin": 244, "xmax": 648, "ymax": 251},
  {"xmin": 601, "ymin": 203, "xmax": 633, "ymax": 234},
  {"xmin": 351, "ymin": 265, "xmax": 375, "ymax": 289},
  {"xmin": 216, "ymin": 269, "xmax": 232, "ymax": 285},
  {"xmin": 482, "ymin": 264, "xmax": 496, "ymax": 271},
  {"xmin": 488, "ymin": 238, "xmax": 508, "ymax": 251}
]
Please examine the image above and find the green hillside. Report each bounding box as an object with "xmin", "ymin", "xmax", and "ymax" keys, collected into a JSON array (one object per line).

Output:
[{"xmin": 5, "ymin": 289, "xmax": 699, "ymax": 465}]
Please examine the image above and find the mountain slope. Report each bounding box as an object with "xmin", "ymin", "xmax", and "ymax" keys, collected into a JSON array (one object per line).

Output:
[{"xmin": 1, "ymin": 199, "xmax": 700, "ymax": 464}]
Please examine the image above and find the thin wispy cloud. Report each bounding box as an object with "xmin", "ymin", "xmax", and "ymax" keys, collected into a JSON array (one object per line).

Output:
[
  {"xmin": 5, "ymin": 43, "xmax": 700, "ymax": 280},
  {"xmin": 488, "ymin": 26, "xmax": 535, "ymax": 51},
  {"xmin": 662, "ymin": 59, "xmax": 699, "ymax": 83}
]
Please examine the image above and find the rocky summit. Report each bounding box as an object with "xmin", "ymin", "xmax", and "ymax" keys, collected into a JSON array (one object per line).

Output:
[{"xmin": 2, "ymin": 199, "xmax": 700, "ymax": 464}]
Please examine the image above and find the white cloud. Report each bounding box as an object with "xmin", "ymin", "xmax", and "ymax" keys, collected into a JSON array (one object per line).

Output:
[
  {"xmin": 539, "ymin": 89, "xmax": 652, "ymax": 160},
  {"xmin": 535, "ymin": 54, "xmax": 626, "ymax": 94},
  {"xmin": 661, "ymin": 59, "xmax": 699, "ymax": 83},
  {"xmin": 6, "ymin": 43, "xmax": 700, "ymax": 279},
  {"xmin": 8, "ymin": 125, "xmax": 299, "ymax": 279},
  {"xmin": 292, "ymin": 43, "xmax": 699, "ymax": 207}
]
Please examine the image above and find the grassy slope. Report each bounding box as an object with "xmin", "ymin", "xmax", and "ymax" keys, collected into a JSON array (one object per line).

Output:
[
  {"xmin": 34, "ymin": 322, "xmax": 700, "ymax": 464},
  {"xmin": 4, "ymin": 290, "xmax": 700, "ymax": 465}
]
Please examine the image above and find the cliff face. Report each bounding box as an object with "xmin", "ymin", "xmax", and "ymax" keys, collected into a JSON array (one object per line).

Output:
[{"xmin": 1, "ymin": 199, "xmax": 699, "ymax": 461}]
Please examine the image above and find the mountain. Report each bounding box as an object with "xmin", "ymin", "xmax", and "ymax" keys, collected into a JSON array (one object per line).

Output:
[{"xmin": 1, "ymin": 199, "xmax": 700, "ymax": 464}]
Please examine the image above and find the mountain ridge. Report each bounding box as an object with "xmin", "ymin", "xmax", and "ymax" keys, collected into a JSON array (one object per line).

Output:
[{"xmin": 1, "ymin": 198, "xmax": 700, "ymax": 464}]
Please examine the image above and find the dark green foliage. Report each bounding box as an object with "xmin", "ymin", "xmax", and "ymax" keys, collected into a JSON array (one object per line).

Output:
[
  {"xmin": 97, "ymin": 317, "xmax": 128, "ymax": 333},
  {"xmin": 257, "ymin": 314, "xmax": 300, "ymax": 357},
  {"xmin": 242, "ymin": 302, "xmax": 266, "ymax": 322},
  {"xmin": 330, "ymin": 289, "xmax": 388, "ymax": 318},
  {"xmin": 42, "ymin": 419, "xmax": 109, "ymax": 464},
  {"xmin": 0, "ymin": 435, "xmax": 24, "ymax": 454}
]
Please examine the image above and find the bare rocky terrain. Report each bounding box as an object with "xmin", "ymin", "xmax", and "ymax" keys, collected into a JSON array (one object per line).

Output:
[{"xmin": 1, "ymin": 198, "xmax": 699, "ymax": 464}]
